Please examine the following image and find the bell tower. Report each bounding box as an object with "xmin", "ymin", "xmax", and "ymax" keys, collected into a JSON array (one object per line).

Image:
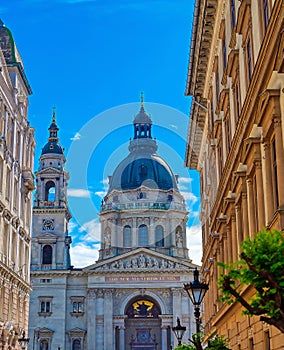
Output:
[{"xmin": 31, "ymin": 111, "xmax": 72, "ymax": 270}]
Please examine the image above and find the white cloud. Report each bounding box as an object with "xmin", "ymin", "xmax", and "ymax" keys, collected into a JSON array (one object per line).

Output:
[
  {"xmin": 70, "ymin": 242, "xmax": 100, "ymax": 268},
  {"xmin": 68, "ymin": 188, "xmax": 90, "ymax": 198},
  {"xmin": 186, "ymin": 225, "xmax": 202, "ymax": 265},
  {"xmin": 179, "ymin": 177, "xmax": 192, "ymax": 184},
  {"xmin": 181, "ymin": 191, "xmax": 198, "ymax": 203},
  {"xmin": 79, "ymin": 218, "xmax": 101, "ymax": 242},
  {"xmin": 68, "ymin": 220, "xmax": 78, "ymax": 233},
  {"xmin": 70, "ymin": 132, "xmax": 81, "ymax": 141},
  {"xmin": 95, "ymin": 191, "xmax": 106, "ymax": 198}
]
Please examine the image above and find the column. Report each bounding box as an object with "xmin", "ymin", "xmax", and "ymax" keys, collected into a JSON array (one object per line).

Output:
[
  {"xmin": 119, "ymin": 326, "xmax": 125, "ymax": 350},
  {"xmin": 255, "ymin": 160, "xmax": 265, "ymax": 229},
  {"xmin": 149, "ymin": 217, "xmax": 155, "ymax": 246},
  {"xmin": 235, "ymin": 204, "xmax": 243, "ymax": 255},
  {"xmin": 104, "ymin": 289, "xmax": 114, "ymax": 349},
  {"xmin": 246, "ymin": 178, "xmax": 256, "ymax": 235},
  {"xmin": 231, "ymin": 214, "xmax": 238, "ymax": 261},
  {"xmin": 171, "ymin": 288, "xmax": 182, "ymax": 347},
  {"xmin": 161, "ymin": 326, "xmax": 168, "ymax": 349},
  {"xmin": 132, "ymin": 217, "xmax": 137, "ymax": 246},
  {"xmin": 263, "ymin": 141, "xmax": 274, "ymax": 222},
  {"xmin": 274, "ymin": 117, "xmax": 284, "ymax": 207},
  {"xmin": 86, "ymin": 289, "xmax": 96, "ymax": 349},
  {"xmin": 95, "ymin": 289, "xmax": 104, "ymax": 349}
]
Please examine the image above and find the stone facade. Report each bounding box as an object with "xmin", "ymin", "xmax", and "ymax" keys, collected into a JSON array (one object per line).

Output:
[
  {"xmin": 185, "ymin": 0, "xmax": 284, "ymax": 349},
  {"xmin": 0, "ymin": 20, "xmax": 34, "ymax": 349},
  {"xmin": 29, "ymin": 103, "xmax": 199, "ymax": 350}
]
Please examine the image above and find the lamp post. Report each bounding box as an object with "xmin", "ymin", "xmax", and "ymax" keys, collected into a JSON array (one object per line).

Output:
[
  {"xmin": 172, "ymin": 317, "xmax": 186, "ymax": 346},
  {"xmin": 18, "ymin": 330, "xmax": 30, "ymax": 349},
  {"xmin": 184, "ymin": 267, "xmax": 209, "ymax": 333}
]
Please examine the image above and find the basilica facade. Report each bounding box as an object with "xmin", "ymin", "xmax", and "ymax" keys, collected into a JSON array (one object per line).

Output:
[{"xmin": 29, "ymin": 102, "xmax": 199, "ymax": 350}]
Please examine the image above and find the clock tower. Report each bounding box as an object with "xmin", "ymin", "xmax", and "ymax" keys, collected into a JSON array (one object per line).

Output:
[{"xmin": 31, "ymin": 111, "xmax": 72, "ymax": 271}]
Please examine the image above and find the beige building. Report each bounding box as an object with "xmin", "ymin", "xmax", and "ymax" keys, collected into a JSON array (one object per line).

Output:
[
  {"xmin": 185, "ymin": 0, "xmax": 284, "ymax": 349},
  {"xmin": 0, "ymin": 20, "xmax": 35, "ymax": 348}
]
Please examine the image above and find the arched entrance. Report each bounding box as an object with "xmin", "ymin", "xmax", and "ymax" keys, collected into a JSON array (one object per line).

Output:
[{"xmin": 124, "ymin": 296, "xmax": 161, "ymax": 350}]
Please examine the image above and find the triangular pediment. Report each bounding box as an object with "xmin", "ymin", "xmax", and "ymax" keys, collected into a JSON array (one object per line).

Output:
[
  {"xmin": 36, "ymin": 167, "xmax": 62, "ymax": 175},
  {"xmin": 67, "ymin": 327, "xmax": 86, "ymax": 336},
  {"xmin": 84, "ymin": 247, "xmax": 197, "ymax": 272}
]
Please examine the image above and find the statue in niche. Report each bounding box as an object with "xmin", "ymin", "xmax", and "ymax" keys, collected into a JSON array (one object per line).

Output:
[
  {"xmin": 104, "ymin": 230, "xmax": 111, "ymax": 249},
  {"xmin": 176, "ymin": 228, "xmax": 183, "ymax": 247}
]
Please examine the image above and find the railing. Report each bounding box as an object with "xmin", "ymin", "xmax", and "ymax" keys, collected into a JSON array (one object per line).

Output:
[{"xmin": 101, "ymin": 201, "xmax": 186, "ymax": 212}]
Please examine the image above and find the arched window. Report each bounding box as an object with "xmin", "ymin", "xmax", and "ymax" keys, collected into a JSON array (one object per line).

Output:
[
  {"xmin": 138, "ymin": 224, "xmax": 148, "ymax": 246},
  {"xmin": 155, "ymin": 225, "xmax": 164, "ymax": 247},
  {"xmin": 40, "ymin": 339, "xmax": 49, "ymax": 350},
  {"xmin": 72, "ymin": 339, "xmax": 81, "ymax": 350},
  {"xmin": 45, "ymin": 181, "xmax": 55, "ymax": 202},
  {"xmin": 42, "ymin": 245, "xmax": 52, "ymax": 264},
  {"xmin": 126, "ymin": 296, "xmax": 161, "ymax": 318},
  {"xmin": 123, "ymin": 226, "xmax": 132, "ymax": 247}
]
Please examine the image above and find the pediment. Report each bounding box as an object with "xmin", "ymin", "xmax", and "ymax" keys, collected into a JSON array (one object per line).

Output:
[
  {"xmin": 36, "ymin": 167, "xmax": 62, "ymax": 175},
  {"xmin": 84, "ymin": 247, "xmax": 196, "ymax": 272},
  {"xmin": 38, "ymin": 327, "xmax": 54, "ymax": 335},
  {"xmin": 67, "ymin": 327, "xmax": 86, "ymax": 336}
]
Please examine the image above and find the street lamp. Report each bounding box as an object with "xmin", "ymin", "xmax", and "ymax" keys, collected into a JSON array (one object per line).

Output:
[
  {"xmin": 18, "ymin": 330, "xmax": 30, "ymax": 349},
  {"xmin": 184, "ymin": 267, "xmax": 209, "ymax": 333},
  {"xmin": 172, "ymin": 317, "xmax": 186, "ymax": 345}
]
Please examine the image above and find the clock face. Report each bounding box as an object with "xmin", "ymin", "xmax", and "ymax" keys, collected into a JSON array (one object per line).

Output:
[{"xmin": 42, "ymin": 219, "xmax": 54, "ymax": 231}]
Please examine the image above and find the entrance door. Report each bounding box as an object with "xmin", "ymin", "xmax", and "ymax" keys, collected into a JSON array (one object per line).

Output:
[{"xmin": 124, "ymin": 296, "xmax": 162, "ymax": 350}]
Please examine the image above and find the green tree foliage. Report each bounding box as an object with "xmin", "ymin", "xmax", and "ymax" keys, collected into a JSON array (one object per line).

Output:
[
  {"xmin": 173, "ymin": 333, "xmax": 230, "ymax": 350},
  {"xmin": 218, "ymin": 228, "xmax": 284, "ymax": 332}
]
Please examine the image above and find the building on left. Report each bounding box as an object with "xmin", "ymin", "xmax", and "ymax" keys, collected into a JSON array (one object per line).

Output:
[{"xmin": 0, "ymin": 20, "xmax": 35, "ymax": 348}]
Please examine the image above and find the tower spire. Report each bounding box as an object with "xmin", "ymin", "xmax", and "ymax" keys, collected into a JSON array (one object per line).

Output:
[{"xmin": 140, "ymin": 91, "xmax": 144, "ymax": 107}]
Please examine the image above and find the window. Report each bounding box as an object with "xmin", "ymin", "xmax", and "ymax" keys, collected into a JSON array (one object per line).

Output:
[
  {"xmin": 262, "ymin": 0, "xmax": 269, "ymax": 30},
  {"xmin": 224, "ymin": 112, "xmax": 231, "ymax": 154},
  {"xmin": 40, "ymin": 339, "xmax": 49, "ymax": 350},
  {"xmin": 155, "ymin": 226, "xmax": 164, "ymax": 247},
  {"xmin": 138, "ymin": 225, "xmax": 148, "ymax": 246},
  {"xmin": 38, "ymin": 297, "xmax": 53, "ymax": 316},
  {"xmin": 42, "ymin": 245, "xmax": 52, "ymax": 265},
  {"xmin": 41, "ymin": 301, "xmax": 50, "ymax": 313},
  {"xmin": 40, "ymin": 279, "xmax": 52, "ymax": 284},
  {"xmin": 222, "ymin": 36, "xmax": 227, "ymax": 69},
  {"xmin": 70, "ymin": 297, "xmax": 85, "ymax": 316},
  {"xmin": 72, "ymin": 339, "xmax": 81, "ymax": 350},
  {"xmin": 45, "ymin": 181, "xmax": 55, "ymax": 202},
  {"xmin": 231, "ymin": 0, "xmax": 236, "ymax": 28},
  {"xmin": 233, "ymin": 76, "xmax": 241, "ymax": 123},
  {"xmin": 246, "ymin": 37, "xmax": 253, "ymax": 82},
  {"xmin": 264, "ymin": 331, "xmax": 270, "ymax": 350},
  {"xmin": 123, "ymin": 226, "xmax": 132, "ymax": 247},
  {"xmin": 215, "ymin": 70, "xmax": 220, "ymax": 102}
]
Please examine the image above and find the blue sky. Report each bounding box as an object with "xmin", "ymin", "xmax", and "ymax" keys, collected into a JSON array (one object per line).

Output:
[{"xmin": 1, "ymin": 0, "xmax": 202, "ymax": 266}]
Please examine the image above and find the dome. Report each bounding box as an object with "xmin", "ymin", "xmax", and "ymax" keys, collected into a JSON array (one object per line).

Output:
[
  {"xmin": 41, "ymin": 141, "xmax": 63, "ymax": 155},
  {"xmin": 108, "ymin": 152, "xmax": 178, "ymax": 192},
  {"xmin": 134, "ymin": 106, "xmax": 152, "ymax": 125},
  {"xmin": 107, "ymin": 95, "xmax": 179, "ymax": 193},
  {"xmin": 0, "ymin": 19, "xmax": 16, "ymax": 64}
]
